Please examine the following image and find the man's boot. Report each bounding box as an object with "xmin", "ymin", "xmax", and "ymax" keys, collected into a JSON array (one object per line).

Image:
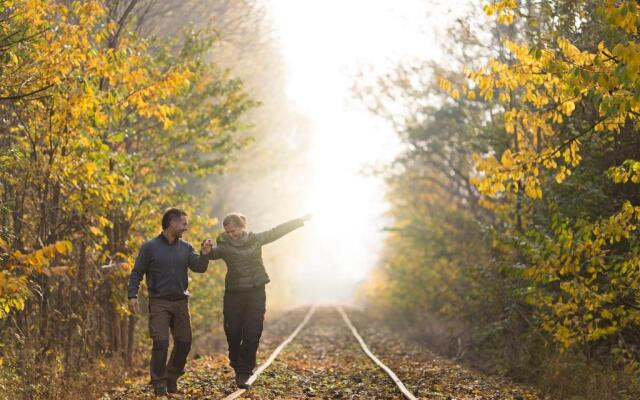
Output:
[{"xmin": 153, "ymin": 385, "xmax": 168, "ymax": 397}]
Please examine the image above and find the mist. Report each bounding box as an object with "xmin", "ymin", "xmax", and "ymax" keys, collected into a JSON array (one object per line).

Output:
[{"xmin": 168, "ymin": 0, "xmax": 476, "ymax": 309}]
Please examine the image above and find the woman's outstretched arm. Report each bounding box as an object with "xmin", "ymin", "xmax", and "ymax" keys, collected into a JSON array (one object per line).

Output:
[{"xmin": 255, "ymin": 214, "xmax": 311, "ymax": 245}]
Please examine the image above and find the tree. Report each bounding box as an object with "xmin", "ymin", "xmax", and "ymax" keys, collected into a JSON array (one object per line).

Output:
[{"xmin": 0, "ymin": 1, "xmax": 254, "ymax": 397}]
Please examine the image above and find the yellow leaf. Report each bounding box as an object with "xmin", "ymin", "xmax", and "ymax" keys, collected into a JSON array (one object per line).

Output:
[
  {"xmin": 54, "ymin": 241, "xmax": 68, "ymax": 254},
  {"xmin": 501, "ymin": 149, "xmax": 514, "ymax": 167},
  {"xmin": 561, "ymin": 100, "xmax": 575, "ymax": 116}
]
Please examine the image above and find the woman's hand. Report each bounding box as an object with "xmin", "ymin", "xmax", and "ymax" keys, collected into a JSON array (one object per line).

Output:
[
  {"xmin": 301, "ymin": 213, "xmax": 312, "ymax": 222},
  {"xmin": 201, "ymin": 239, "xmax": 213, "ymax": 255}
]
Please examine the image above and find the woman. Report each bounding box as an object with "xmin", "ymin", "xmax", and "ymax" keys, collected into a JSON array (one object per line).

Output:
[{"xmin": 207, "ymin": 212, "xmax": 311, "ymax": 388}]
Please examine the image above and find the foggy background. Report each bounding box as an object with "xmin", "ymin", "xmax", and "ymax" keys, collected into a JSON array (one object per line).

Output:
[{"xmin": 137, "ymin": 0, "xmax": 474, "ymax": 309}]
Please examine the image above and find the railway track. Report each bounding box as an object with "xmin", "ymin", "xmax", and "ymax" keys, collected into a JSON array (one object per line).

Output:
[
  {"xmin": 221, "ymin": 305, "xmax": 417, "ymax": 399},
  {"xmin": 221, "ymin": 306, "xmax": 317, "ymax": 400},
  {"xmin": 105, "ymin": 306, "xmax": 541, "ymax": 399}
]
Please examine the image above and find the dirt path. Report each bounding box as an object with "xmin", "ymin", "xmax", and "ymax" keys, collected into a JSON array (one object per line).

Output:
[
  {"xmin": 240, "ymin": 307, "xmax": 401, "ymax": 399},
  {"xmin": 345, "ymin": 308, "xmax": 545, "ymax": 400},
  {"xmin": 102, "ymin": 307, "xmax": 309, "ymax": 399},
  {"xmin": 102, "ymin": 306, "xmax": 545, "ymax": 399}
]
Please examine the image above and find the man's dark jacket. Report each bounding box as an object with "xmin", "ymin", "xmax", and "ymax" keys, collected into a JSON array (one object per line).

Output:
[{"xmin": 128, "ymin": 233, "xmax": 209, "ymax": 300}]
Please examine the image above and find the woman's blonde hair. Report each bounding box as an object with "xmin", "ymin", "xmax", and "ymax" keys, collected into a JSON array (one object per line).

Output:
[{"xmin": 223, "ymin": 212, "xmax": 247, "ymax": 228}]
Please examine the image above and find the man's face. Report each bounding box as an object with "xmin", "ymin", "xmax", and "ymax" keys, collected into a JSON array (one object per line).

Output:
[
  {"xmin": 171, "ymin": 215, "xmax": 189, "ymax": 238},
  {"xmin": 224, "ymin": 223, "xmax": 244, "ymax": 240}
]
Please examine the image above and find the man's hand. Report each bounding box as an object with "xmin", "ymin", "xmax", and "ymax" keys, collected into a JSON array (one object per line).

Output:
[
  {"xmin": 128, "ymin": 298, "xmax": 139, "ymax": 314},
  {"xmin": 201, "ymin": 239, "xmax": 213, "ymax": 255}
]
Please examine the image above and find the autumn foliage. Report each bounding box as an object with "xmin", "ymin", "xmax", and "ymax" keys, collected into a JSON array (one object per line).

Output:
[
  {"xmin": 0, "ymin": 1, "xmax": 253, "ymax": 397},
  {"xmin": 361, "ymin": 1, "xmax": 640, "ymax": 398}
]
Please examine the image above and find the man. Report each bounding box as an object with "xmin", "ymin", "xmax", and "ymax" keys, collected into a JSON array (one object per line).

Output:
[{"xmin": 127, "ymin": 207, "xmax": 213, "ymax": 397}]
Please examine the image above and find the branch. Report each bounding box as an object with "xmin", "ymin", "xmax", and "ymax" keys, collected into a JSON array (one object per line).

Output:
[
  {"xmin": 108, "ymin": 0, "xmax": 139, "ymax": 49},
  {"xmin": 0, "ymin": 83, "xmax": 54, "ymax": 101}
]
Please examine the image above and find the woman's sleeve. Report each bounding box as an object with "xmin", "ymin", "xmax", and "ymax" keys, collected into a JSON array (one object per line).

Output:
[
  {"xmin": 255, "ymin": 218, "xmax": 305, "ymax": 245},
  {"xmin": 208, "ymin": 247, "xmax": 224, "ymax": 260}
]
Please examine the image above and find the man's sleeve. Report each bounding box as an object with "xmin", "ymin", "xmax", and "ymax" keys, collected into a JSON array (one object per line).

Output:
[
  {"xmin": 128, "ymin": 244, "xmax": 150, "ymax": 299},
  {"xmin": 188, "ymin": 243, "xmax": 209, "ymax": 273},
  {"xmin": 255, "ymin": 218, "xmax": 305, "ymax": 246}
]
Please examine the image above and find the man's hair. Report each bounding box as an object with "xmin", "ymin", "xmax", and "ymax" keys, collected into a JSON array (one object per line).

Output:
[
  {"xmin": 223, "ymin": 212, "xmax": 247, "ymax": 228},
  {"xmin": 162, "ymin": 207, "xmax": 187, "ymax": 229}
]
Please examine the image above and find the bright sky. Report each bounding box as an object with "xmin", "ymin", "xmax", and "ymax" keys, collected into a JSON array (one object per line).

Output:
[{"xmin": 266, "ymin": 0, "xmax": 472, "ymax": 303}]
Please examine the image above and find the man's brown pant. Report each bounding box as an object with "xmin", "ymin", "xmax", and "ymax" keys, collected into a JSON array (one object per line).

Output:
[{"xmin": 148, "ymin": 297, "xmax": 192, "ymax": 388}]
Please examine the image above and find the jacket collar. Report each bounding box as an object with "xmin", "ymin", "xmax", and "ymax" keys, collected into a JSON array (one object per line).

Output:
[{"xmin": 158, "ymin": 232, "xmax": 179, "ymax": 245}]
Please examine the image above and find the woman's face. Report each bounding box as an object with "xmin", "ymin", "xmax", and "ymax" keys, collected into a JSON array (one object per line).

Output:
[{"xmin": 224, "ymin": 223, "xmax": 244, "ymax": 240}]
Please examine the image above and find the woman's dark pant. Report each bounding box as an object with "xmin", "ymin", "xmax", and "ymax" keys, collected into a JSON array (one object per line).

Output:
[{"xmin": 223, "ymin": 286, "xmax": 266, "ymax": 374}]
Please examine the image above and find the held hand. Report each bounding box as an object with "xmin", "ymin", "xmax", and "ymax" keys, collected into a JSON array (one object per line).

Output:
[
  {"xmin": 201, "ymin": 239, "xmax": 213, "ymax": 255},
  {"xmin": 128, "ymin": 298, "xmax": 139, "ymax": 314}
]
